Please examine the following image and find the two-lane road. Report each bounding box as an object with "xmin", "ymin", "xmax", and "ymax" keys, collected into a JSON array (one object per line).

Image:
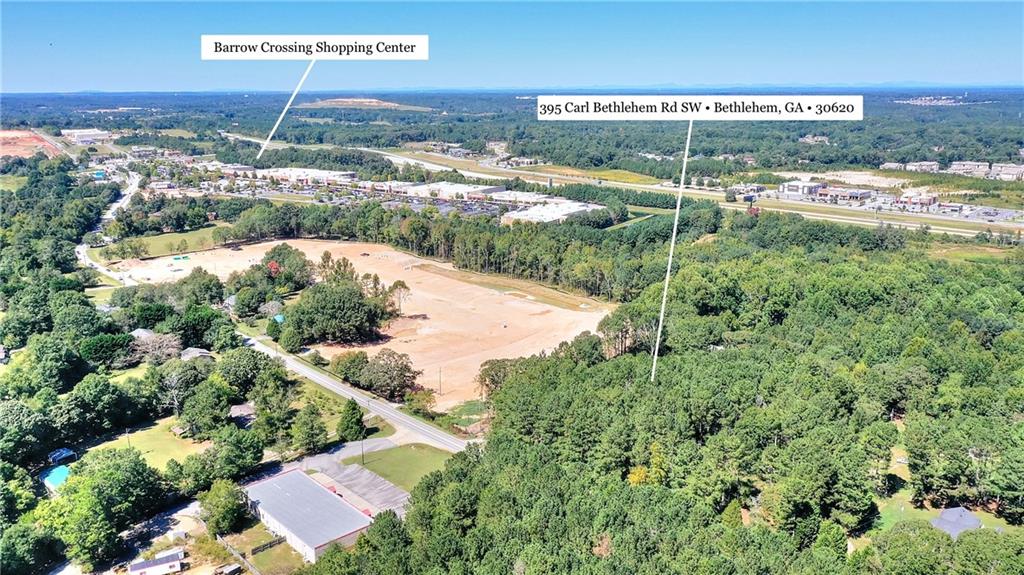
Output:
[{"xmin": 248, "ymin": 338, "xmax": 469, "ymax": 453}]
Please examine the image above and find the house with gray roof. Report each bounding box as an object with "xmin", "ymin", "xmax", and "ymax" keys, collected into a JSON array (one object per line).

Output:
[
  {"xmin": 931, "ymin": 507, "xmax": 982, "ymax": 539},
  {"xmin": 180, "ymin": 347, "xmax": 214, "ymax": 362},
  {"xmin": 245, "ymin": 469, "xmax": 372, "ymax": 562}
]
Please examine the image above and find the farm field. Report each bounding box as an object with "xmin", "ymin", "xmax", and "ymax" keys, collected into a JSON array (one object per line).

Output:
[
  {"xmin": 112, "ymin": 240, "xmax": 609, "ymax": 409},
  {"xmin": 517, "ymin": 163, "xmax": 662, "ymax": 184},
  {"xmin": 341, "ymin": 443, "xmax": 450, "ymax": 491},
  {"xmin": 87, "ymin": 416, "xmax": 207, "ymax": 470}
]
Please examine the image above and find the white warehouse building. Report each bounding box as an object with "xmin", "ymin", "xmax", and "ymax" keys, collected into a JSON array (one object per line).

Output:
[
  {"xmin": 403, "ymin": 181, "xmax": 505, "ymax": 200},
  {"xmin": 500, "ymin": 200, "xmax": 604, "ymax": 225},
  {"xmin": 245, "ymin": 470, "xmax": 372, "ymax": 563}
]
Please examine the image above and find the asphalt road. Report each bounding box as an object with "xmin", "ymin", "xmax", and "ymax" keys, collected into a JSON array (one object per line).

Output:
[
  {"xmin": 247, "ymin": 338, "xmax": 469, "ymax": 453},
  {"xmin": 75, "ymin": 171, "xmax": 142, "ymax": 286}
]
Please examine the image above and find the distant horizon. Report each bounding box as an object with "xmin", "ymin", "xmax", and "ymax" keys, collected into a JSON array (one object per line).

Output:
[{"xmin": 3, "ymin": 83, "xmax": 1023, "ymax": 97}]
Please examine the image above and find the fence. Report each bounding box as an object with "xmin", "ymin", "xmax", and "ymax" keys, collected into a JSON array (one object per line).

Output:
[
  {"xmin": 251, "ymin": 536, "xmax": 286, "ymax": 555},
  {"xmin": 216, "ymin": 535, "xmax": 262, "ymax": 575}
]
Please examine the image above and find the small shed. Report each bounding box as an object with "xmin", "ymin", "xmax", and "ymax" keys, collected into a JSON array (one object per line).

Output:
[
  {"xmin": 931, "ymin": 507, "xmax": 982, "ymax": 539},
  {"xmin": 128, "ymin": 548, "xmax": 185, "ymax": 575},
  {"xmin": 229, "ymin": 402, "xmax": 256, "ymax": 429}
]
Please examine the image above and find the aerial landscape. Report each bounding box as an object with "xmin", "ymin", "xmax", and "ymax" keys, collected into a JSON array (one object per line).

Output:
[{"xmin": 1, "ymin": 2, "xmax": 1023, "ymax": 575}]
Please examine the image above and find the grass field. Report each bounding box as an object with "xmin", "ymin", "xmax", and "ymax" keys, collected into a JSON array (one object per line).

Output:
[
  {"xmin": 517, "ymin": 164, "xmax": 662, "ymax": 185},
  {"xmin": 224, "ymin": 519, "xmax": 305, "ymax": 575},
  {"xmin": 342, "ymin": 443, "xmax": 450, "ymax": 492},
  {"xmin": 0, "ymin": 175, "xmax": 27, "ymax": 191},
  {"xmin": 924, "ymin": 242, "xmax": 1019, "ymax": 264},
  {"xmin": 158, "ymin": 128, "xmax": 197, "ymax": 138},
  {"xmin": 85, "ymin": 286, "xmax": 118, "ymax": 306},
  {"xmin": 110, "ymin": 363, "xmax": 151, "ymax": 385},
  {"xmin": 91, "ymin": 223, "xmax": 231, "ymax": 262},
  {"xmin": 88, "ymin": 415, "xmax": 205, "ymax": 470},
  {"xmin": 608, "ymin": 214, "xmax": 655, "ymax": 229}
]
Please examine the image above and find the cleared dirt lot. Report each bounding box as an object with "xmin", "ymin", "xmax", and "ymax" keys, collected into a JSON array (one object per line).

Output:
[
  {"xmin": 772, "ymin": 170, "xmax": 908, "ymax": 189},
  {"xmin": 115, "ymin": 240, "xmax": 610, "ymax": 409},
  {"xmin": 0, "ymin": 129, "xmax": 59, "ymax": 157}
]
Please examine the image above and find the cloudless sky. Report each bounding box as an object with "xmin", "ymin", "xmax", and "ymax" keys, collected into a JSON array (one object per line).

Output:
[{"xmin": 1, "ymin": 2, "xmax": 1021, "ymax": 92}]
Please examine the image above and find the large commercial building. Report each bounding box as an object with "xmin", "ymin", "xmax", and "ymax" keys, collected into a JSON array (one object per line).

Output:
[
  {"xmin": 256, "ymin": 167, "xmax": 358, "ymax": 185},
  {"xmin": 778, "ymin": 180, "xmax": 825, "ymax": 195},
  {"xmin": 403, "ymin": 181, "xmax": 505, "ymax": 200},
  {"xmin": 62, "ymin": 128, "xmax": 112, "ymax": 145},
  {"xmin": 500, "ymin": 200, "xmax": 604, "ymax": 225},
  {"xmin": 488, "ymin": 190, "xmax": 556, "ymax": 204},
  {"xmin": 905, "ymin": 161, "xmax": 941, "ymax": 173},
  {"xmin": 989, "ymin": 163, "xmax": 1024, "ymax": 181},
  {"xmin": 245, "ymin": 470, "xmax": 372, "ymax": 563},
  {"xmin": 946, "ymin": 161, "xmax": 990, "ymax": 177}
]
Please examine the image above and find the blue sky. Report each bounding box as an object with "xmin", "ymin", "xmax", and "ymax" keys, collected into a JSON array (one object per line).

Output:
[{"xmin": 1, "ymin": 2, "xmax": 1021, "ymax": 92}]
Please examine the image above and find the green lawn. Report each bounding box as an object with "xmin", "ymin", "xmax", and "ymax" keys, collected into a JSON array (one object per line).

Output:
[
  {"xmin": 224, "ymin": 519, "xmax": 305, "ymax": 575},
  {"xmin": 868, "ymin": 489, "xmax": 1021, "ymax": 536},
  {"xmin": 608, "ymin": 214, "xmax": 655, "ymax": 230},
  {"xmin": 365, "ymin": 415, "xmax": 395, "ymax": 439},
  {"xmin": 924, "ymin": 242, "xmax": 1018, "ymax": 265},
  {"xmin": 0, "ymin": 175, "xmax": 27, "ymax": 191},
  {"xmin": 342, "ymin": 443, "xmax": 451, "ymax": 492},
  {"xmin": 85, "ymin": 286, "xmax": 118, "ymax": 306},
  {"xmin": 110, "ymin": 363, "xmax": 151, "ymax": 384},
  {"xmin": 92, "ymin": 223, "xmax": 231, "ymax": 262},
  {"xmin": 158, "ymin": 128, "xmax": 197, "ymax": 138},
  {"xmin": 87, "ymin": 415, "xmax": 205, "ymax": 470}
]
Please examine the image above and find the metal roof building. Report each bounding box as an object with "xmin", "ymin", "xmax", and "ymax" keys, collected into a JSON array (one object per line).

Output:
[
  {"xmin": 931, "ymin": 507, "xmax": 982, "ymax": 539},
  {"xmin": 245, "ymin": 470, "xmax": 372, "ymax": 562}
]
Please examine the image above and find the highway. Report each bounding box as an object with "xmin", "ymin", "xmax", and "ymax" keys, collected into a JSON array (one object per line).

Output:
[{"xmin": 211, "ymin": 130, "xmax": 1023, "ymax": 238}]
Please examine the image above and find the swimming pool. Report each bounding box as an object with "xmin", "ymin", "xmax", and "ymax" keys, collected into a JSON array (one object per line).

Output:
[{"xmin": 40, "ymin": 465, "xmax": 70, "ymax": 492}]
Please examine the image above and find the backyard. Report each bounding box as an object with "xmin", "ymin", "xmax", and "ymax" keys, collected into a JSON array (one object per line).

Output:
[
  {"xmin": 223, "ymin": 518, "xmax": 305, "ymax": 575},
  {"xmin": 87, "ymin": 415, "xmax": 207, "ymax": 471}
]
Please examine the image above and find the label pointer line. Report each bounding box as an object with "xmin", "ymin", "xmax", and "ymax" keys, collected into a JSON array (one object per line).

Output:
[{"xmin": 257, "ymin": 59, "xmax": 317, "ymax": 159}]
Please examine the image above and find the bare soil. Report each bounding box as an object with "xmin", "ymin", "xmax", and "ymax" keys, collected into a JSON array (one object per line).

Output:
[{"xmin": 116, "ymin": 240, "xmax": 609, "ymax": 410}]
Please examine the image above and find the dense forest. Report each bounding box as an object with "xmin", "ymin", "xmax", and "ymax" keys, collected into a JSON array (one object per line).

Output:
[{"xmin": 294, "ymin": 213, "xmax": 1024, "ymax": 575}]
